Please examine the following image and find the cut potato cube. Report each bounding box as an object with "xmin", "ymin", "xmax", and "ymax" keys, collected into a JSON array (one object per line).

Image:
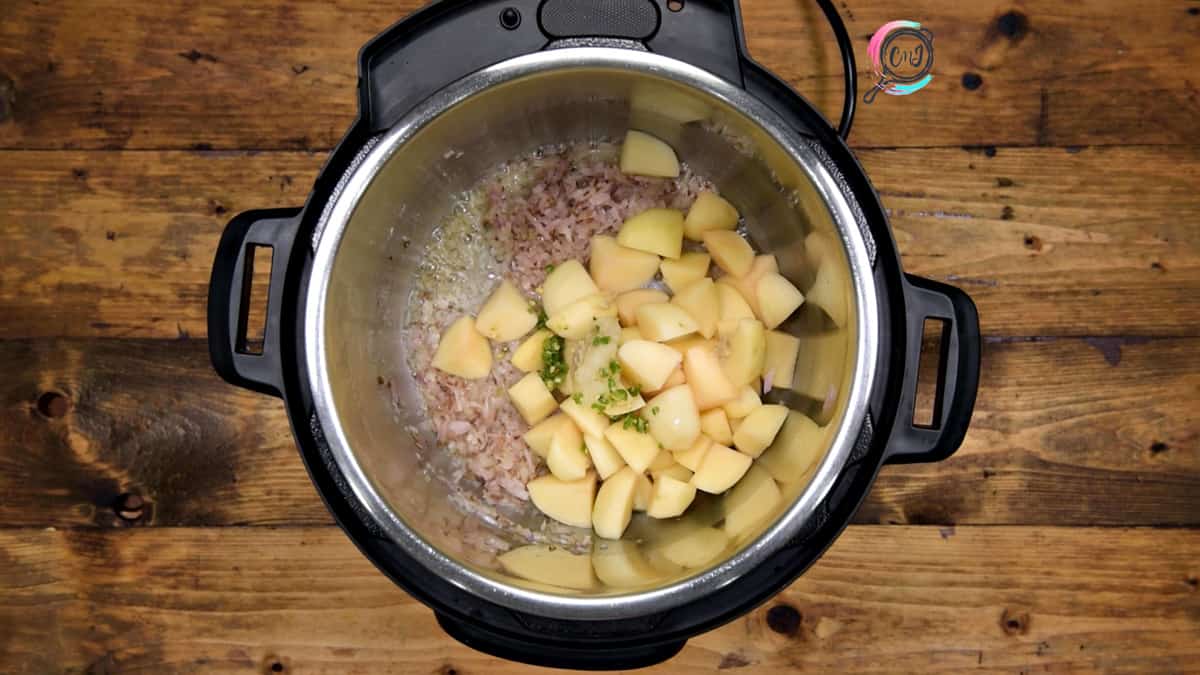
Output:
[
  {"xmin": 527, "ymin": 473, "xmax": 597, "ymax": 529},
  {"xmin": 648, "ymin": 448, "xmax": 676, "ymax": 471},
  {"xmin": 660, "ymin": 252, "xmax": 710, "ymax": 293},
  {"xmin": 683, "ymin": 345, "xmax": 737, "ymax": 410},
  {"xmin": 653, "ymin": 525, "xmax": 728, "ymax": 568},
  {"xmin": 619, "ymin": 130, "xmax": 680, "ymax": 178},
  {"xmin": 542, "ymin": 259, "xmax": 599, "ymax": 316},
  {"xmin": 730, "ymin": 417, "xmax": 743, "ymax": 435},
  {"xmin": 560, "ymin": 398, "xmax": 611, "ymax": 439},
  {"xmin": 722, "ymin": 464, "xmax": 781, "ymax": 537},
  {"xmin": 591, "ymin": 540, "xmax": 660, "ymax": 589},
  {"xmin": 716, "ymin": 281, "xmax": 755, "ymax": 322},
  {"xmin": 758, "ymin": 410, "xmax": 825, "ymax": 483},
  {"xmin": 684, "ymin": 191, "xmax": 739, "ymax": 241},
  {"xmin": 618, "ymin": 340, "xmax": 683, "ymax": 391},
  {"xmin": 763, "ymin": 330, "xmax": 801, "ymax": 390},
  {"xmin": 584, "ymin": 433, "xmax": 626, "ymax": 480},
  {"xmin": 647, "ymin": 475, "xmax": 698, "ymax": 518},
  {"xmin": 652, "ymin": 462, "xmax": 694, "ymax": 483},
  {"xmin": 619, "ymin": 326, "xmax": 644, "ymax": 346},
  {"xmin": 646, "ymin": 385, "xmax": 701, "ymax": 451},
  {"xmin": 617, "ymin": 289, "xmax": 669, "ymax": 326},
  {"xmin": 720, "ymin": 318, "xmax": 766, "ymax": 387},
  {"xmin": 604, "ymin": 422, "xmax": 661, "ymax": 473},
  {"xmin": 718, "ymin": 255, "xmax": 777, "ymax": 318},
  {"xmin": 691, "ymin": 443, "xmax": 753, "ymax": 494},
  {"xmin": 756, "ymin": 273, "xmax": 805, "ymax": 330},
  {"xmin": 618, "ymin": 208, "xmax": 685, "ymax": 259},
  {"xmin": 722, "ymin": 385, "xmax": 762, "ymax": 419},
  {"xmin": 671, "ymin": 277, "xmax": 719, "ymax": 339},
  {"xmin": 636, "ymin": 303, "xmax": 699, "ymax": 342},
  {"xmin": 511, "ymin": 329, "xmax": 552, "ymax": 372},
  {"xmin": 547, "ymin": 294, "xmax": 618, "ymax": 339},
  {"xmin": 673, "ymin": 434, "xmax": 711, "ymax": 472},
  {"xmin": 507, "ymin": 372, "xmax": 557, "ymax": 425},
  {"xmin": 499, "ymin": 545, "xmax": 596, "ymax": 590},
  {"xmin": 432, "ymin": 316, "xmax": 493, "ymax": 379},
  {"xmin": 547, "ymin": 420, "xmax": 589, "ymax": 480},
  {"xmin": 699, "ymin": 408, "xmax": 733, "ymax": 446},
  {"xmin": 732, "ymin": 404, "xmax": 789, "ymax": 458},
  {"xmin": 523, "ymin": 414, "xmax": 573, "ymax": 458},
  {"xmin": 589, "ymin": 235, "xmax": 660, "ymax": 293},
  {"xmin": 593, "ymin": 466, "xmax": 640, "ymax": 539},
  {"xmin": 476, "ymin": 279, "xmax": 537, "ymax": 342},
  {"xmin": 702, "ymin": 230, "xmax": 754, "ymax": 277},
  {"xmin": 633, "ymin": 472, "xmax": 653, "ymax": 512}
]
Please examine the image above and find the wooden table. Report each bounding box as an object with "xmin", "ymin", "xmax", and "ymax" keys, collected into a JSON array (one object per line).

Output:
[{"xmin": 1, "ymin": 1, "xmax": 1197, "ymax": 672}]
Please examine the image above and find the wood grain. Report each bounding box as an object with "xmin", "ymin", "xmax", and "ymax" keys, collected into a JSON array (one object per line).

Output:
[
  {"xmin": 0, "ymin": 1, "xmax": 1197, "ymax": 151},
  {"xmin": 1, "ymin": 526, "xmax": 1197, "ymax": 673},
  {"xmin": 3, "ymin": 145, "xmax": 1196, "ymax": 340},
  {"xmin": 2, "ymin": 336, "xmax": 1195, "ymax": 529}
]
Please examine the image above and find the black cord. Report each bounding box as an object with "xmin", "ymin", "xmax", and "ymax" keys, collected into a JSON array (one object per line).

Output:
[{"xmin": 814, "ymin": 0, "xmax": 857, "ymax": 140}]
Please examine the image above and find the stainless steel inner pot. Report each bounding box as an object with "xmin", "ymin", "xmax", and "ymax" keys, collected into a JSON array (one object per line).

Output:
[{"xmin": 303, "ymin": 47, "xmax": 879, "ymax": 619}]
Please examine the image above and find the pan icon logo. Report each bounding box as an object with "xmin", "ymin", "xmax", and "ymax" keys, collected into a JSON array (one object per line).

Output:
[{"xmin": 864, "ymin": 20, "xmax": 934, "ymax": 104}]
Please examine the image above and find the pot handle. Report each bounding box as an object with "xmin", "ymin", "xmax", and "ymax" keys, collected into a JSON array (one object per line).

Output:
[
  {"xmin": 207, "ymin": 207, "xmax": 302, "ymax": 397},
  {"xmin": 884, "ymin": 275, "xmax": 981, "ymax": 464},
  {"xmin": 435, "ymin": 612, "xmax": 686, "ymax": 670}
]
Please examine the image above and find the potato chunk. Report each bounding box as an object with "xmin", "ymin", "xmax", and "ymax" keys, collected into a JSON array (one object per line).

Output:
[
  {"xmin": 756, "ymin": 272, "xmax": 805, "ymax": 330},
  {"xmin": 560, "ymin": 398, "xmax": 611, "ymax": 439},
  {"xmin": 527, "ymin": 473, "xmax": 596, "ymax": 529},
  {"xmin": 673, "ymin": 433, "xmax": 711, "ymax": 472},
  {"xmin": 475, "ymin": 279, "xmax": 537, "ymax": 342},
  {"xmin": 510, "ymin": 329, "xmax": 552, "ymax": 372},
  {"xmin": 523, "ymin": 414, "xmax": 573, "ymax": 458},
  {"xmin": 647, "ymin": 475, "xmax": 698, "ymax": 518},
  {"xmin": 589, "ymin": 235, "xmax": 660, "ymax": 293},
  {"xmin": 691, "ymin": 443, "xmax": 752, "ymax": 494},
  {"xmin": 432, "ymin": 316, "xmax": 492, "ymax": 379},
  {"xmin": 646, "ymin": 385, "xmax": 701, "ymax": 451},
  {"xmin": 604, "ymin": 421, "xmax": 661, "ymax": 473},
  {"xmin": 699, "ymin": 408, "xmax": 733, "ymax": 446},
  {"xmin": 722, "ymin": 384, "xmax": 762, "ymax": 419},
  {"xmin": 684, "ymin": 191, "xmax": 739, "ymax": 241},
  {"xmin": 659, "ymin": 252, "xmax": 710, "ymax": 293},
  {"xmin": 618, "ymin": 208, "xmax": 684, "ymax": 259},
  {"xmin": 547, "ymin": 421, "xmax": 591, "ymax": 480},
  {"xmin": 616, "ymin": 289, "xmax": 669, "ymax": 326},
  {"xmin": 618, "ymin": 340, "xmax": 683, "ymax": 392},
  {"xmin": 805, "ymin": 231, "xmax": 849, "ymax": 327},
  {"xmin": 619, "ymin": 130, "xmax": 680, "ymax": 178},
  {"xmin": 584, "ymin": 433, "xmax": 626, "ymax": 480},
  {"xmin": 720, "ymin": 318, "xmax": 766, "ymax": 387},
  {"xmin": 652, "ymin": 525, "xmax": 728, "ymax": 568},
  {"xmin": 499, "ymin": 545, "xmax": 596, "ymax": 590},
  {"xmin": 507, "ymin": 372, "xmax": 557, "ymax": 425},
  {"xmin": 716, "ymin": 281, "xmax": 755, "ymax": 322},
  {"xmin": 732, "ymin": 404, "xmax": 789, "ymax": 458},
  {"xmin": 702, "ymin": 230, "xmax": 754, "ymax": 277},
  {"xmin": 547, "ymin": 294, "xmax": 617, "ymax": 339},
  {"xmin": 635, "ymin": 303, "xmax": 699, "ymax": 342},
  {"xmin": 593, "ymin": 466, "xmax": 640, "ymax": 539},
  {"xmin": 717, "ymin": 254, "xmax": 777, "ymax": 318},
  {"xmin": 683, "ymin": 345, "xmax": 737, "ymax": 411},
  {"xmin": 671, "ymin": 277, "xmax": 719, "ymax": 339},
  {"xmin": 543, "ymin": 259, "xmax": 599, "ymax": 316}
]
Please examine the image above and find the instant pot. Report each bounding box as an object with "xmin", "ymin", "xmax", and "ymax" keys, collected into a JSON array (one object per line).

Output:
[{"xmin": 208, "ymin": 0, "xmax": 980, "ymax": 668}]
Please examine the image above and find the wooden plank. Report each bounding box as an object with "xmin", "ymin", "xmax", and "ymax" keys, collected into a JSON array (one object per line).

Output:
[
  {"xmin": 3, "ymin": 145, "xmax": 1197, "ymax": 340},
  {"xmin": 1, "ymin": 336, "xmax": 1196, "ymax": 529},
  {"xmin": 0, "ymin": 1, "xmax": 1197, "ymax": 151},
  {"xmin": 1, "ymin": 526, "xmax": 1197, "ymax": 673}
]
